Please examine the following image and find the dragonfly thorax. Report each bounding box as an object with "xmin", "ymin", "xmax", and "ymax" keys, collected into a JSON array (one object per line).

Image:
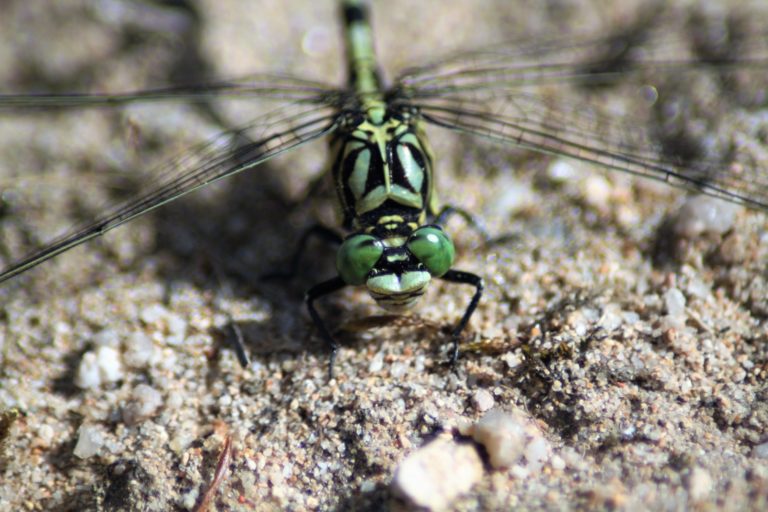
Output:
[{"xmin": 330, "ymin": 105, "xmax": 437, "ymax": 232}]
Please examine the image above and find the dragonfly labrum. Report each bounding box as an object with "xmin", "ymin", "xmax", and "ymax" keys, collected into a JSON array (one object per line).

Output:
[{"xmin": 0, "ymin": 0, "xmax": 767, "ymax": 375}]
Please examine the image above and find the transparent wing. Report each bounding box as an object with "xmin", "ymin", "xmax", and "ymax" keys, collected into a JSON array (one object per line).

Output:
[
  {"xmin": 395, "ymin": 17, "xmax": 768, "ymax": 97},
  {"xmin": 415, "ymin": 94, "xmax": 768, "ymax": 210},
  {"xmin": 0, "ymin": 101, "xmax": 341, "ymax": 283},
  {"xmin": 394, "ymin": 21, "xmax": 768, "ymax": 211},
  {"xmin": 0, "ymin": 73, "xmax": 341, "ymax": 108}
]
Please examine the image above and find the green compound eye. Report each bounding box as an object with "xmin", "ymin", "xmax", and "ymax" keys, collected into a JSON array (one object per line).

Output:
[
  {"xmin": 336, "ymin": 234, "xmax": 384, "ymax": 285},
  {"xmin": 407, "ymin": 226, "xmax": 455, "ymax": 277}
]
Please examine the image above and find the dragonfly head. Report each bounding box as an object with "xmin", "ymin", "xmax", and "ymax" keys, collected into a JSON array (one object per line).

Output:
[{"xmin": 336, "ymin": 225, "xmax": 455, "ymax": 311}]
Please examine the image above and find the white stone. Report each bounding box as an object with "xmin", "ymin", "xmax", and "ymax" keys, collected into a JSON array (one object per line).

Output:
[
  {"xmin": 752, "ymin": 442, "xmax": 768, "ymax": 458},
  {"xmin": 672, "ymin": 196, "xmax": 739, "ymax": 237},
  {"xmin": 687, "ymin": 466, "xmax": 713, "ymax": 502},
  {"xmin": 76, "ymin": 346, "xmax": 123, "ymax": 389},
  {"xmin": 92, "ymin": 329, "xmax": 120, "ymax": 348},
  {"xmin": 686, "ymin": 278, "xmax": 711, "ymax": 300},
  {"xmin": 581, "ymin": 174, "xmax": 612, "ymax": 211},
  {"xmin": 550, "ymin": 454, "xmax": 566, "ymax": 471},
  {"xmin": 392, "ymin": 436, "xmax": 483, "ymax": 510},
  {"xmin": 472, "ymin": 389, "xmax": 495, "ymax": 412},
  {"xmin": 488, "ymin": 178, "xmax": 535, "ymax": 216},
  {"xmin": 166, "ymin": 312, "xmax": 188, "ymax": 336},
  {"xmin": 75, "ymin": 352, "xmax": 102, "ymax": 389},
  {"xmin": 663, "ymin": 288, "xmax": 687, "ymax": 318},
  {"xmin": 181, "ymin": 488, "xmax": 199, "ymax": 510},
  {"xmin": 468, "ymin": 409, "xmax": 549, "ymax": 470},
  {"xmin": 97, "ymin": 346, "xmax": 124, "ymax": 383},
  {"xmin": 122, "ymin": 384, "xmax": 163, "ymax": 425},
  {"xmin": 37, "ymin": 423, "xmax": 55, "ymax": 448},
  {"xmin": 548, "ymin": 159, "xmax": 578, "ymax": 182},
  {"xmin": 124, "ymin": 331, "xmax": 157, "ymax": 367},
  {"xmin": 599, "ymin": 307, "xmax": 623, "ymax": 332},
  {"xmin": 170, "ymin": 425, "xmax": 197, "ymax": 455},
  {"xmin": 140, "ymin": 303, "xmax": 169, "ymax": 324},
  {"xmin": 368, "ymin": 351, "xmax": 384, "ymax": 373},
  {"xmin": 73, "ymin": 425, "xmax": 105, "ymax": 459},
  {"xmin": 525, "ymin": 436, "xmax": 551, "ymax": 471}
]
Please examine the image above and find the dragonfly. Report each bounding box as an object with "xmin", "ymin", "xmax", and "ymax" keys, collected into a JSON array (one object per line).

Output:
[{"xmin": 1, "ymin": 0, "xmax": 767, "ymax": 375}]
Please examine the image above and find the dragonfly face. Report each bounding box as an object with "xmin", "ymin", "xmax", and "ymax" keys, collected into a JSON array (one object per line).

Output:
[{"xmin": 336, "ymin": 225, "xmax": 456, "ymax": 311}]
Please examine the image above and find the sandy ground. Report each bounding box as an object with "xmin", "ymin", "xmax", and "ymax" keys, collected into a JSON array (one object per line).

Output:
[{"xmin": 1, "ymin": 0, "xmax": 767, "ymax": 510}]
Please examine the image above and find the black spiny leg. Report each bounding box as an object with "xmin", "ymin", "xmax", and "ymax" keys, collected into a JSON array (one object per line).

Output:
[
  {"xmin": 306, "ymin": 276, "xmax": 347, "ymax": 379},
  {"xmin": 434, "ymin": 206, "xmax": 490, "ymax": 241},
  {"xmin": 439, "ymin": 269, "xmax": 484, "ymax": 365},
  {"xmin": 437, "ymin": 205, "xmax": 523, "ymax": 248}
]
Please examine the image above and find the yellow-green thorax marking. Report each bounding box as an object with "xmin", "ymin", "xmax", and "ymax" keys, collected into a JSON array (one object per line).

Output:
[{"xmin": 331, "ymin": 111, "xmax": 437, "ymax": 233}]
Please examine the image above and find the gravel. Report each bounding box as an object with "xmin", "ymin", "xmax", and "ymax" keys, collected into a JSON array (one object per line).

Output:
[{"xmin": 1, "ymin": 0, "xmax": 767, "ymax": 511}]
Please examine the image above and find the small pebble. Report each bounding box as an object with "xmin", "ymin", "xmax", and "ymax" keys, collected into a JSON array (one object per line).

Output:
[
  {"xmin": 599, "ymin": 305, "xmax": 623, "ymax": 332},
  {"xmin": 752, "ymin": 442, "xmax": 768, "ymax": 459},
  {"xmin": 547, "ymin": 159, "xmax": 578, "ymax": 182},
  {"xmin": 122, "ymin": 384, "xmax": 164, "ymax": 425},
  {"xmin": 141, "ymin": 303, "xmax": 188, "ymax": 345},
  {"xmin": 717, "ymin": 231, "xmax": 746, "ymax": 264},
  {"xmin": 472, "ymin": 389, "xmax": 495, "ymax": 412},
  {"xmin": 566, "ymin": 309, "xmax": 590, "ymax": 337},
  {"xmin": 166, "ymin": 391, "xmax": 185, "ymax": 410},
  {"xmin": 170, "ymin": 425, "xmax": 197, "ymax": 455},
  {"xmin": 687, "ymin": 466, "xmax": 713, "ymax": 502},
  {"xmin": 663, "ymin": 288, "xmax": 687, "ymax": 318},
  {"xmin": 140, "ymin": 303, "xmax": 169, "ymax": 324},
  {"xmin": 581, "ymin": 174, "xmax": 612, "ymax": 211},
  {"xmin": 123, "ymin": 331, "xmax": 157, "ymax": 368},
  {"xmin": 466, "ymin": 409, "xmax": 550, "ymax": 469},
  {"xmin": 92, "ymin": 329, "xmax": 120, "ymax": 348},
  {"xmin": 166, "ymin": 312, "xmax": 188, "ymax": 336},
  {"xmin": 73, "ymin": 425, "xmax": 105, "ymax": 459},
  {"xmin": 75, "ymin": 352, "xmax": 101, "ymax": 389},
  {"xmin": 550, "ymin": 454, "xmax": 566, "ymax": 471},
  {"xmin": 368, "ymin": 351, "xmax": 384, "ymax": 373},
  {"xmin": 36, "ymin": 423, "xmax": 55, "ymax": 448},
  {"xmin": 97, "ymin": 346, "xmax": 124, "ymax": 382},
  {"xmin": 525, "ymin": 436, "xmax": 550, "ymax": 472},
  {"xmin": 75, "ymin": 346, "xmax": 124, "ymax": 389},
  {"xmin": 392, "ymin": 436, "xmax": 483, "ymax": 511},
  {"xmin": 180, "ymin": 488, "xmax": 199, "ymax": 510},
  {"xmin": 672, "ymin": 196, "xmax": 739, "ymax": 237},
  {"xmin": 500, "ymin": 352, "xmax": 521, "ymax": 369},
  {"xmin": 390, "ymin": 362, "xmax": 407, "ymax": 379},
  {"xmin": 686, "ymin": 278, "xmax": 711, "ymax": 300}
]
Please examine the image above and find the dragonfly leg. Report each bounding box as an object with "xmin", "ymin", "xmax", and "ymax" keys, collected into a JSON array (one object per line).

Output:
[
  {"xmin": 434, "ymin": 205, "xmax": 490, "ymax": 241},
  {"xmin": 228, "ymin": 322, "xmax": 250, "ymax": 368},
  {"xmin": 305, "ymin": 276, "xmax": 347, "ymax": 379},
  {"xmin": 436, "ymin": 205, "xmax": 522, "ymax": 248},
  {"xmin": 261, "ymin": 224, "xmax": 343, "ymax": 281},
  {"xmin": 439, "ymin": 269, "xmax": 484, "ymax": 365}
]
